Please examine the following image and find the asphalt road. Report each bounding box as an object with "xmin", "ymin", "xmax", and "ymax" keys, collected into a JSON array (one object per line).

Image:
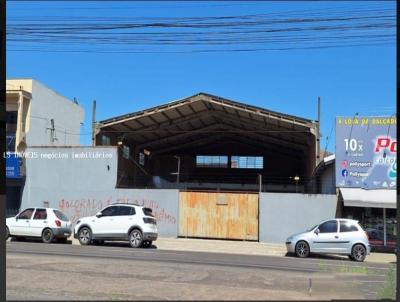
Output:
[{"xmin": 6, "ymin": 241, "xmax": 395, "ymax": 300}]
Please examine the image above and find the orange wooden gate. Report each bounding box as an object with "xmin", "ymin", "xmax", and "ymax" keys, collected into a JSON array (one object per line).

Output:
[{"xmin": 179, "ymin": 191, "xmax": 259, "ymax": 241}]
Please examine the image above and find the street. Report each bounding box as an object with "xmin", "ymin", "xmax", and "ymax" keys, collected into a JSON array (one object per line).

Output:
[{"xmin": 6, "ymin": 240, "xmax": 395, "ymax": 300}]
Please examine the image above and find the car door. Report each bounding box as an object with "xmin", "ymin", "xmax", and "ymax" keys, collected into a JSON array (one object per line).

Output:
[
  {"xmin": 94, "ymin": 206, "xmax": 120, "ymax": 237},
  {"xmin": 338, "ymin": 220, "xmax": 360, "ymax": 254},
  {"xmin": 113, "ymin": 206, "xmax": 136, "ymax": 237},
  {"xmin": 11, "ymin": 208, "xmax": 35, "ymax": 236},
  {"xmin": 312, "ymin": 220, "xmax": 341, "ymax": 253},
  {"xmin": 29, "ymin": 208, "xmax": 48, "ymax": 237}
]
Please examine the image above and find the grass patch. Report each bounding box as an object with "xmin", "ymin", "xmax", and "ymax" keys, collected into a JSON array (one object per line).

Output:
[
  {"xmin": 338, "ymin": 265, "xmax": 368, "ymax": 274},
  {"xmin": 318, "ymin": 262, "xmax": 369, "ymax": 274},
  {"xmin": 377, "ymin": 266, "xmax": 396, "ymax": 300}
]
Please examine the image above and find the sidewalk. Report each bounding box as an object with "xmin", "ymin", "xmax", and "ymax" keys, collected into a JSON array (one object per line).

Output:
[{"xmin": 70, "ymin": 237, "xmax": 396, "ymax": 264}]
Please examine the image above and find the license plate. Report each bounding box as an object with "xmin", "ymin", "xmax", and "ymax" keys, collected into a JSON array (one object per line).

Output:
[{"xmin": 64, "ymin": 233, "xmax": 70, "ymax": 236}]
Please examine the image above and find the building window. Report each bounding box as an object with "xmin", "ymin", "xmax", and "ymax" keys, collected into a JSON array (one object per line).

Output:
[
  {"xmin": 101, "ymin": 135, "xmax": 111, "ymax": 146},
  {"xmin": 122, "ymin": 145, "xmax": 130, "ymax": 159},
  {"xmin": 231, "ymin": 156, "xmax": 263, "ymax": 169},
  {"xmin": 6, "ymin": 133, "xmax": 16, "ymax": 152},
  {"xmin": 6, "ymin": 111, "xmax": 18, "ymax": 124},
  {"xmin": 196, "ymin": 155, "xmax": 228, "ymax": 168},
  {"xmin": 139, "ymin": 152, "xmax": 145, "ymax": 166}
]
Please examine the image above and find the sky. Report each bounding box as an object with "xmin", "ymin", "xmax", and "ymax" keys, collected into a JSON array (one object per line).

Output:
[{"xmin": 6, "ymin": 1, "xmax": 396, "ymax": 152}]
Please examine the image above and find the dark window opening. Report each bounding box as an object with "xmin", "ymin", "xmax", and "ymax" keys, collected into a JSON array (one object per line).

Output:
[
  {"xmin": 101, "ymin": 135, "xmax": 111, "ymax": 146},
  {"xmin": 139, "ymin": 152, "xmax": 145, "ymax": 166},
  {"xmin": 6, "ymin": 111, "xmax": 18, "ymax": 124},
  {"xmin": 6, "ymin": 134, "xmax": 16, "ymax": 152}
]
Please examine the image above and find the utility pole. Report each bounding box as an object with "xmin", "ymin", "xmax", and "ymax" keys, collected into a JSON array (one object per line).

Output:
[
  {"xmin": 173, "ymin": 155, "xmax": 181, "ymax": 184},
  {"xmin": 92, "ymin": 100, "xmax": 96, "ymax": 146},
  {"xmin": 316, "ymin": 97, "xmax": 321, "ymax": 164}
]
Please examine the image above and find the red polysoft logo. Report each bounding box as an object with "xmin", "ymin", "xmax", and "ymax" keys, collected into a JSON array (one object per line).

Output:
[{"xmin": 374, "ymin": 137, "xmax": 397, "ymax": 153}]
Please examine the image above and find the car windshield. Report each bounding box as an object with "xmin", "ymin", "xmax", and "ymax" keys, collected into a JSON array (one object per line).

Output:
[{"xmin": 53, "ymin": 210, "xmax": 69, "ymax": 221}]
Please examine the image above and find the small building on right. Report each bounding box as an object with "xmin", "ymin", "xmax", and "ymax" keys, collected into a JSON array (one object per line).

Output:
[{"xmin": 314, "ymin": 115, "xmax": 397, "ymax": 251}]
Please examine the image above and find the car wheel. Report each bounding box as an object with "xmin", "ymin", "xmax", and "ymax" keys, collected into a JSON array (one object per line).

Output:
[
  {"xmin": 295, "ymin": 241, "xmax": 310, "ymax": 258},
  {"xmin": 42, "ymin": 228, "xmax": 54, "ymax": 243},
  {"xmin": 78, "ymin": 227, "xmax": 92, "ymax": 246},
  {"xmin": 351, "ymin": 244, "xmax": 366, "ymax": 262},
  {"xmin": 129, "ymin": 229, "xmax": 143, "ymax": 248},
  {"xmin": 6, "ymin": 227, "xmax": 9, "ymax": 240}
]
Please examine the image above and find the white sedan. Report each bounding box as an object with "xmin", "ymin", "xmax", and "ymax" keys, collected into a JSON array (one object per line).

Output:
[{"xmin": 6, "ymin": 207, "xmax": 72, "ymax": 243}]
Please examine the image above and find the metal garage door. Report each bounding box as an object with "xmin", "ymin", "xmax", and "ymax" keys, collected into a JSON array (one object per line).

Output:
[{"xmin": 179, "ymin": 191, "xmax": 259, "ymax": 241}]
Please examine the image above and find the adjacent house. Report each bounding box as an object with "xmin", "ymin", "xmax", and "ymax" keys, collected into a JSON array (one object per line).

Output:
[{"xmin": 6, "ymin": 79, "xmax": 84, "ymax": 213}]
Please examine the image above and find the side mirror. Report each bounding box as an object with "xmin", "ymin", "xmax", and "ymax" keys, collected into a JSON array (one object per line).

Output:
[
  {"xmin": 15, "ymin": 216, "xmax": 19, "ymax": 221},
  {"xmin": 95, "ymin": 213, "xmax": 102, "ymax": 218},
  {"xmin": 314, "ymin": 228, "xmax": 320, "ymax": 235}
]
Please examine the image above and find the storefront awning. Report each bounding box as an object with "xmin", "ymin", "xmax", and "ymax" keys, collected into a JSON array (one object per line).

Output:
[{"xmin": 340, "ymin": 188, "xmax": 397, "ymax": 209}]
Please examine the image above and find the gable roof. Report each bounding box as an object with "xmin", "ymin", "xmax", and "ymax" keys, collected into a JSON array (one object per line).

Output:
[
  {"xmin": 97, "ymin": 92, "xmax": 318, "ymax": 158},
  {"xmin": 99, "ymin": 92, "xmax": 314, "ymax": 127}
]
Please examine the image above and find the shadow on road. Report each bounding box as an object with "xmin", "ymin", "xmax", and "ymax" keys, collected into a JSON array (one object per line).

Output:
[
  {"xmin": 100, "ymin": 241, "xmax": 157, "ymax": 249},
  {"xmin": 285, "ymin": 251, "xmax": 352, "ymax": 262},
  {"xmin": 9, "ymin": 237, "xmax": 156, "ymax": 249},
  {"xmin": 9, "ymin": 237, "xmax": 73, "ymax": 245}
]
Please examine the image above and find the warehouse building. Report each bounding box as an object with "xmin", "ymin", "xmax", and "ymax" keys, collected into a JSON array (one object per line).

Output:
[
  {"xmin": 94, "ymin": 92, "xmax": 320, "ymax": 193},
  {"xmin": 16, "ymin": 90, "xmax": 338, "ymax": 243}
]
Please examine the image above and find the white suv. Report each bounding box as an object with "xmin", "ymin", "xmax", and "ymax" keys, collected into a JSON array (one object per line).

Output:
[
  {"xmin": 6, "ymin": 207, "xmax": 72, "ymax": 243},
  {"xmin": 74, "ymin": 203, "xmax": 158, "ymax": 248}
]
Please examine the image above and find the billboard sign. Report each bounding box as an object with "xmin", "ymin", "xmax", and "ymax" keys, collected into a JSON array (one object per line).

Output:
[
  {"xmin": 6, "ymin": 153, "xmax": 21, "ymax": 179},
  {"xmin": 335, "ymin": 116, "xmax": 396, "ymax": 189}
]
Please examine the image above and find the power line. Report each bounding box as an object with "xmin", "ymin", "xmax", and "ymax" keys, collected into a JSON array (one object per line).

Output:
[{"xmin": 6, "ymin": 6, "xmax": 395, "ymax": 53}]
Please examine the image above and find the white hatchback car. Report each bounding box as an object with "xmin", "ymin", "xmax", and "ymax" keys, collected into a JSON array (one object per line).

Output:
[
  {"xmin": 74, "ymin": 203, "xmax": 158, "ymax": 248},
  {"xmin": 286, "ymin": 218, "xmax": 371, "ymax": 262},
  {"xmin": 6, "ymin": 207, "xmax": 72, "ymax": 243}
]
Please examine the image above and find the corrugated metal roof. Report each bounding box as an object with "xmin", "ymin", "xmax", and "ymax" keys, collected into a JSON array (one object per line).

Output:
[{"xmin": 99, "ymin": 92, "xmax": 314, "ymax": 125}]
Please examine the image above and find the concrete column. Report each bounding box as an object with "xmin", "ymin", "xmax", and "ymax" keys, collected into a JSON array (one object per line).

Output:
[{"xmin": 383, "ymin": 208, "xmax": 387, "ymax": 246}]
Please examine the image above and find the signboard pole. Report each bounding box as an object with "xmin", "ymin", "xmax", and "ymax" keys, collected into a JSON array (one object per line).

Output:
[{"xmin": 383, "ymin": 208, "xmax": 386, "ymax": 246}]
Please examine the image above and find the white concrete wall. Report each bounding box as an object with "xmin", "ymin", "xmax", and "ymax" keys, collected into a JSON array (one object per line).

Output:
[
  {"xmin": 21, "ymin": 147, "xmax": 179, "ymax": 237},
  {"xmin": 7, "ymin": 79, "xmax": 84, "ymax": 147},
  {"xmin": 259, "ymin": 193, "xmax": 337, "ymax": 243},
  {"xmin": 20, "ymin": 146, "xmax": 338, "ymax": 241}
]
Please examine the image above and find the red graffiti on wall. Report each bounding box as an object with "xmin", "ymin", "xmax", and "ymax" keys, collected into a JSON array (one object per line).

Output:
[{"xmin": 58, "ymin": 197, "xmax": 176, "ymax": 225}]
